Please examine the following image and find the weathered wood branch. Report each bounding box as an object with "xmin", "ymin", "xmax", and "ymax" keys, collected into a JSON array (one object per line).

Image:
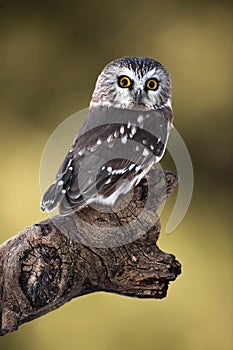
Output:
[{"xmin": 0, "ymin": 169, "xmax": 181, "ymax": 336}]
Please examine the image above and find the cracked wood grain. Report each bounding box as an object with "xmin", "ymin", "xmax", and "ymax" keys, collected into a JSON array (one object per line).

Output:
[{"xmin": 0, "ymin": 169, "xmax": 181, "ymax": 336}]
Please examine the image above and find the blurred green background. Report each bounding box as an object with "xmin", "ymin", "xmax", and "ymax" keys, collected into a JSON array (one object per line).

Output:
[{"xmin": 0, "ymin": 1, "xmax": 232, "ymax": 349}]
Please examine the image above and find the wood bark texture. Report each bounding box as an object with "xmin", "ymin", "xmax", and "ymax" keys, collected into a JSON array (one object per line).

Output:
[{"xmin": 0, "ymin": 169, "xmax": 181, "ymax": 336}]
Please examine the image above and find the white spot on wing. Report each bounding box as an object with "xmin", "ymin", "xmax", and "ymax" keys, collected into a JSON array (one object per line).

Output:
[
  {"xmin": 142, "ymin": 148, "xmax": 149, "ymax": 156},
  {"xmin": 137, "ymin": 115, "xmax": 144, "ymax": 127},
  {"xmin": 131, "ymin": 125, "xmax": 137, "ymax": 136},
  {"xmin": 135, "ymin": 165, "xmax": 141, "ymax": 172},
  {"xmin": 129, "ymin": 163, "xmax": 135, "ymax": 171},
  {"xmin": 107, "ymin": 134, "xmax": 113, "ymax": 142},
  {"xmin": 86, "ymin": 161, "xmax": 155, "ymax": 207},
  {"xmin": 67, "ymin": 159, "xmax": 72, "ymax": 167},
  {"xmin": 112, "ymin": 167, "xmax": 127, "ymax": 175},
  {"xmin": 137, "ymin": 115, "xmax": 144, "ymax": 123},
  {"xmin": 90, "ymin": 145, "xmax": 98, "ymax": 152},
  {"xmin": 107, "ymin": 166, "xmax": 112, "ymax": 173},
  {"xmin": 121, "ymin": 134, "xmax": 128, "ymax": 144},
  {"xmin": 120, "ymin": 125, "xmax": 124, "ymax": 134}
]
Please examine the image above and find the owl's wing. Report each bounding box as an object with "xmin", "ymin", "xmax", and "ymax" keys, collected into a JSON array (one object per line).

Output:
[
  {"xmin": 41, "ymin": 123, "xmax": 114, "ymax": 213},
  {"xmin": 41, "ymin": 106, "xmax": 172, "ymax": 215}
]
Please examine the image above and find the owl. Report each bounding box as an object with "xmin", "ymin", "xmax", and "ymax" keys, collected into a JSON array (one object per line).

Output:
[{"xmin": 41, "ymin": 56, "xmax": 173, "ymax": 215}]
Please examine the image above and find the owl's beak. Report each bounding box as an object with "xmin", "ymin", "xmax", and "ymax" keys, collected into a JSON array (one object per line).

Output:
[{"xmin": 134, "ymin": 89, "xmax": 142, "ymax": 105}]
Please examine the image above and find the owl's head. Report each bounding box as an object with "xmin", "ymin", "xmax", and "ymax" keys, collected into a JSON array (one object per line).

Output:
[{"xmin": 90, "ymin": 57, "xmax": 172, "ymax": 110}]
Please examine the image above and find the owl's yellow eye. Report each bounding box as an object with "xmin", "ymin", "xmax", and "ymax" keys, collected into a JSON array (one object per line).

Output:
[
  {"xmin": 118, "ymin": 76, "xmax": 132, "ymax": 88},
  {"xmin": 146, "ymin": 78, "xmax": 158, "ymax": 90}
]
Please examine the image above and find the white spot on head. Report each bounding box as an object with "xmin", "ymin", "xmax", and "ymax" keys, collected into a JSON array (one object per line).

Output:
[
  {"xmin": 143, "ymin": 139, "xmax": 147, "ymax": 145},
  {"xmin": 135, "ymin": 145, "xmax": 139, "ymax": 151},
  {"xmin": 102, "ymin": 165, "xmax": 105, "ymax": 170}
]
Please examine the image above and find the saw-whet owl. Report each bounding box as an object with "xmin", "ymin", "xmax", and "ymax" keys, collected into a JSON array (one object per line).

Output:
[{"xmin": 41, "ymin": 56, "xmax": 174, "ymax": 215}]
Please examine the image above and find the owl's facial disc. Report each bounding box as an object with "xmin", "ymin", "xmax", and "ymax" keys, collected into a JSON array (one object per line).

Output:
[
  {"xmin": 90, "ymin": 57, "xmax": 172, "ymax": 110},
  {"xmin": 115, "ymin": 70, "xmax": 162, "ymax": 109}
]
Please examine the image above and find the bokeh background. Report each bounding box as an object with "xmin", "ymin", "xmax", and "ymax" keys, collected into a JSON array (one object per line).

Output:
[{"xmin": 0, "ymin": 1, "xmax": 232, "ymax": 349}]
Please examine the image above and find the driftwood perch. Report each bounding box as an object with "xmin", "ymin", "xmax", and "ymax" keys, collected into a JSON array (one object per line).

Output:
[{"xmin": 0, "ymin": 169, "xmax": 181, "ymax": 336}]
